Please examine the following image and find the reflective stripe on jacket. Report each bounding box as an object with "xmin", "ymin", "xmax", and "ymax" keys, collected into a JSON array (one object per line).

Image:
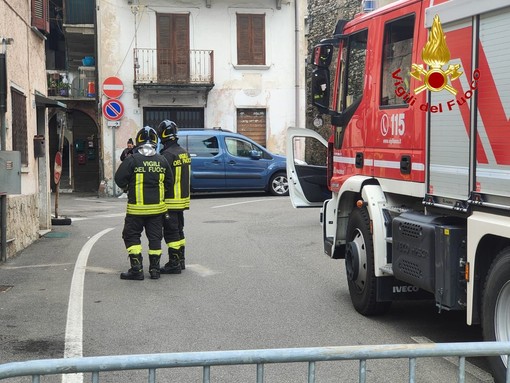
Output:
[
  {"xmin": 161, "ymin": 140, "xmax": 191, "ymax": 211},
  {"xmin": 114, "ymin": 148, "xmax": 173, "ymax": 216}
]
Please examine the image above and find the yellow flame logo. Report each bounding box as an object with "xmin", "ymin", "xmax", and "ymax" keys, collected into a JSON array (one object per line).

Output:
[{"xmin": 411, "ymin": 15, "xmax": 462, "ymax": 95}]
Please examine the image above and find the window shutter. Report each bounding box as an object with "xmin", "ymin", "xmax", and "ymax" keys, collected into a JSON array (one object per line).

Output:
[
  {"xmin": 251, "ymin": 15, "xmax": 265, "ymax": 65},
  {"xmin": 237, "ymin": 14, "xmax": 265, "ymax": 65},
  {"xmin": 237, "ymin": 15, "xmax": 251, "ymax": 65},
  {"xmin": 31, "ymin": 0, "xmax": 50, "ymax": 34}
]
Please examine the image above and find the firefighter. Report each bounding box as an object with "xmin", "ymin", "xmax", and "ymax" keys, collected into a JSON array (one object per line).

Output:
[
  {"xmin": 114, "ymin": 126, "xmax": 173, "ymax": 280},
  {"xmin": 156, "ymin": 120, "xmax": 191, "ymax": 274}
]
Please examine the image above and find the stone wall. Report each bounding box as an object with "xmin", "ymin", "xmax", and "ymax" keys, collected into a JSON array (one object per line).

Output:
[
  {"xmin": 306, "ymin": 0, "xmax": 363, "ymax": 140},
  {"xmin": 305, "ymin": 0, "xmax": 396, "ymax": 138},
  {"xmin": 5, "ymin": 194, "xmax": 40, "ymax": 259}
]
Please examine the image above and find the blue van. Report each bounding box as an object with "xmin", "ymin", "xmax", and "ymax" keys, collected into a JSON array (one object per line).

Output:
[{"xmin": 177, "ymin": 129, "xmax": 288, "ymax": 196}]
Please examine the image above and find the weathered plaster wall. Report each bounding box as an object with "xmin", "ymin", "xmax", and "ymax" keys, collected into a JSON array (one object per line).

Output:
[
  {"xmin": 1, "ymin": 0, "xmax": 52, "ymax": 260},
  {"xmin": 97, "ymin": 0, "xmax": 298, "ymax": 189}
]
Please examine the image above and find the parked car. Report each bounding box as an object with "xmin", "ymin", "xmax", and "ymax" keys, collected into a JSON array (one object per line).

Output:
[{"xmin": 177, "ymin": 128, "xmax": 289, "ymax": 196}]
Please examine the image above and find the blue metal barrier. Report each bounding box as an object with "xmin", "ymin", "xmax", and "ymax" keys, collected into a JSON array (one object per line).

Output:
[{"xmin": 0, "ymin": 341, "xmax": 508, "ymax": 383}]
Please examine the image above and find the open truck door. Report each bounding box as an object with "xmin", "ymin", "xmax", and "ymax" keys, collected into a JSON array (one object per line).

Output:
[{"xmin": 286, "ymin": 127, "xmax": 331, "ymax": 207}]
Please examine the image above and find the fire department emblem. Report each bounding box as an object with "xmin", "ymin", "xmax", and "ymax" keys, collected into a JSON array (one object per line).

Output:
[{"xmin": 411, "ymin": 15, "xmax": 462, "ymax": 95}]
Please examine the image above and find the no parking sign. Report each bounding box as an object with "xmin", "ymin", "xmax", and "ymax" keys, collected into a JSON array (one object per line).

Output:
[{"xmin": 103, "ymin": 99, "xmax": 124, "ymax": 121}]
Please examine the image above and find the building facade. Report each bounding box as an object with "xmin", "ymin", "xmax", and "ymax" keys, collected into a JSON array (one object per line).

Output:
[{"xmin": 97, "ymin": 0, "xmax": 306, "ymax": 196}]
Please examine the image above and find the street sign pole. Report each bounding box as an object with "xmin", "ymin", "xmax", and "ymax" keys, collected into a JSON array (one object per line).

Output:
[{"xmin": 112, "ymin": 123, "xmax": 118, "ymax": 197}]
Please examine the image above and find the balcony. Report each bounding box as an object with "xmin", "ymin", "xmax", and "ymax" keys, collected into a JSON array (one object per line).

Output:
[
  {"xmin": 63, "ymin": 0, "xmax": 95, "ymax": 71},
  {"xmin": 46, "ymin": 69, "xmax": 96, "ymax": 100},
  {"xmin": 134, "ymin": 49, "xmax": 214, "ymax": 92}
]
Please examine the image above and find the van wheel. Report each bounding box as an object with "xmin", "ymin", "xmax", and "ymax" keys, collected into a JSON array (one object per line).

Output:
[
  {"xmin": 482, "ymin": 248, "xmax": 510, "ymax": 383},
  {"xmin": 268, "ymin": 172, "xmax": 289, "ymax": 196},
  {"xmin": 345, "ymin": 206, "xmax": 391, "ymax": 316}
]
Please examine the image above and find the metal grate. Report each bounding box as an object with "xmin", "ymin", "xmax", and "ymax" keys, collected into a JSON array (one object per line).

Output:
[
  {"xmin": 398, "ymin": 259, "xmax": 423, "ymax": 279},
  {"xmin": 11, "ymin": 89, "xmax": 28, "ymax": 165},
  {"xmin": 399, "ymin": 222, "xmax": 423, "ymax": 238}
]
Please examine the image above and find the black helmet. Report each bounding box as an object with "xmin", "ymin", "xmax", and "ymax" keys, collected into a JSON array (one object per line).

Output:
[
  {"xmin": 157, "ymin": 120, "xmax": 178, "ymax": 141},
  {"xmin": 135, "ymin": 126, "xmax": 159, "ymax": 148}
]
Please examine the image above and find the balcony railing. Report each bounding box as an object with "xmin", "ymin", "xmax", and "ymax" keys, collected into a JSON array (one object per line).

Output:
[{"xmin": 134, "ymin": 49, "xmax": 214, "ymax": 86}]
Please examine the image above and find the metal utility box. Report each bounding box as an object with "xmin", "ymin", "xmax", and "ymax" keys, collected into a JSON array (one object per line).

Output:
[
  {"xmin": 392, "ymin": 212, "xmax": 467, "ymax": 305},
  {"xmin": 392, "ymin": 212, "xmax": 437, "ymax": 293},
  {"xmin": 34, "ymin": 135, "xmax": 45, "ymax": 157},
  {"xmin": 0, "ymin": 151, "xmax": 21, "ymax": 194},
  {"xmin": 434, "ymin": 224, "xmax": 466, "ymax": 310}
]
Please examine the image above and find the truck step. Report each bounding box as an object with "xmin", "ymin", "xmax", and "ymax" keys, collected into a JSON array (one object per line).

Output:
[{"xmin": 380, "ymin": 264, "xmax": 394, "ymax": 275}]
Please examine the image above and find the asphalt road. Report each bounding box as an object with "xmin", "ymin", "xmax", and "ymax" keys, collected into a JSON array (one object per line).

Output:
[{"xmin": 0, "ymin": 192, "xmax": 494, "ymax": 382}]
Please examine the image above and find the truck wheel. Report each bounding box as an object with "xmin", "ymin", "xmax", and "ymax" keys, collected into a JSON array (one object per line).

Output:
[
  {"xmin": 345, "ymin": 207, "xmax": 391, "ymax": 316},
  {"xmin": 482, "ymin": 247, "xmax": 510, "ymax": 383},
  {"xmin": 268, "ymin": 172, "xmax": 289, "ymax": 196}
]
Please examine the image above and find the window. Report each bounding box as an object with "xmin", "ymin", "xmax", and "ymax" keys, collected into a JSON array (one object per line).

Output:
[
  {"xmin": 157, "ymin": 14, "xmax": 190, "ymax": 83},
  {"xmin": 225, "ymin": 137, "xmax": 257, "ymax": 158},
  {"xmin": 237, "ymin": 14, "xmax": 265, "ymax": 65},
  {"xmin": 31, "ymin": 0, "xmax": 50, "ymax": 34},
  {"xmin": 186, "ymin": 135, "xmax": 219, "ymax": 157},
  {"xmin": 336, "ymin": 30, "xmax": 368, "ymax": 113},
  {"xmin": 380, "ymin": 15, "xmax": 415, "ymax": 106},
  {"xmin": 11, "ymin": 89, "xmax": 28, "ymax": 165}
]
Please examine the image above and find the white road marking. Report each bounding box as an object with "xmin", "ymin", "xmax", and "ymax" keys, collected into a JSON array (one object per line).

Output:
[
  {"xmin": 69, "ymin": 213, "xmax": 125, "ymax": 222},
  {"xmin": 185, "ymin": 264, "xmax": 219, "ymax": 276},
  {"xmin": 411, "ymin": 336, "xmax": 494, "ymax": 382},
  {"xmin": 62, "ymin": 228, "xmax": 114, "ymax": 383},
  {"xmin": 211, "ymin": 198, "xmax": 280, "ymax": 209},
  {"xmin": 0, "ymin": 263, "xmax": 73, "ymax": 269}
]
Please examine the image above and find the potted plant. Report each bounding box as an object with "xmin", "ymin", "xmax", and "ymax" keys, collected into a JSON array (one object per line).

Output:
[
  {"xmin": 48, "ymin": 77, "xmax": 58, "ymax": 96},
  {"xmin": 57, "ymin": 81, "xmax": 71, "ymax": 97}
]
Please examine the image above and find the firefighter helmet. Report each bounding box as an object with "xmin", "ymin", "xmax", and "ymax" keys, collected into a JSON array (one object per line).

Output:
[
  {"xmin": 157, "ymin": 120, "xmax": 178, "ymax": 141},
  {"xmin": 135, "ymin": 126, "xmax": 159, "ymax": 148}
]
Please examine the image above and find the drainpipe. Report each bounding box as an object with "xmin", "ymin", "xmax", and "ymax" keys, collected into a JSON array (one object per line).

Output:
[
  {"xmin": 294, "ymin": 0, "xmax": 303, "ymax": 129},
  {"xmin": 1, "ymin": 38, "xmax": 14, "ymax": 151},
  {"xmin": 0, "ymin": 52, "xmax": 6, "ymax": 151}
]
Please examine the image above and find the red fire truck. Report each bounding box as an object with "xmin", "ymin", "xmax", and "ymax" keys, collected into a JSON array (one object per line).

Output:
[{"xmin": 287, "ymin": 0, "xmax": 509, "ymax": 380}]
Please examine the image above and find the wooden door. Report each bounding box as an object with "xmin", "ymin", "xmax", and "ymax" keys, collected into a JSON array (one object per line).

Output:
[{"xmin": 157, "ymin": 14, "xmax": 190, "ymax": 83}]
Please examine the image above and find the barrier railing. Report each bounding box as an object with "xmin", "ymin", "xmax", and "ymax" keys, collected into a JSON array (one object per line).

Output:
[{"xmin": 0, "ymin": 342, "xmax": 509, "ymax": 382}]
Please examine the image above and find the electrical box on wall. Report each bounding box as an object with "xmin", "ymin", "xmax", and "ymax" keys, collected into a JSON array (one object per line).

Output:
[
  {"xmin": 0, "ymin": 151, "xmax": 21, "ymax": 194},
  {"xmin": 34, "ymin": 135, "xmax": 45, "ymax": 158}
]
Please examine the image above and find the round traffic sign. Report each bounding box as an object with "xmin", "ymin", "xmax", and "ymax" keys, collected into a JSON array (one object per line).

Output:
[
  {"xmin": 54, "ymin": 151, "xmax": 62, "ymax": 185},
  {"xmin": 102, "ymin": 76, "xmax": 124, "ymax": 98},
  {"xmin": 103, "ymin": 99, "xmax": 124, "ymax": 121}
]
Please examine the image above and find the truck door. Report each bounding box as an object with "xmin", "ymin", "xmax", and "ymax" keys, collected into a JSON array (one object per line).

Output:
[{"xmin": 286, "ymin": 127, "xmax": 331, "ymax": 207}]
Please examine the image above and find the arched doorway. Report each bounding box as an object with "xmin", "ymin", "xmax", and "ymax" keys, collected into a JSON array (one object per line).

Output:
[{"xmin": 49, "ymin": 110, "xmax": 100, "ymax": 193}]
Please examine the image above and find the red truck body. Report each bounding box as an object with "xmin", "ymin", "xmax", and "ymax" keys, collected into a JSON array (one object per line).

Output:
[{"xmin": 287, "ymin": 1, "xmax": 510, "ymax": 381}]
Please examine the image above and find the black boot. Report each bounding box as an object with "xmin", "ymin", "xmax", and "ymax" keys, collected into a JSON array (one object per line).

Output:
[
  {"xmin": 149, "ymin": 255, "xmax": 161, "ymax": 279},
  {"xmin": 160, "ymin": 249, "xmax": 181, "ymax": 274},
  {"xmin": 179, "ymin": 246, "xmax": 186, "ymax": 270},
  {"xmin": 120, "ymin": 254, "xmax": 144, "ymax": 280}
]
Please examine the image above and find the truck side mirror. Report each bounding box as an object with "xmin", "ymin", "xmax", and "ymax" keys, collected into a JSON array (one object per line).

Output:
[{"xmin": 313, "ymin": 44, "xmax": 334, "ymax": 67}]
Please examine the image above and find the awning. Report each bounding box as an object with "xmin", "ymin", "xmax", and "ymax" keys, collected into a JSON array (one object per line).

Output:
[{"xmin": 34, "ymin": 91, "xmax": 67, "ymax": 109}]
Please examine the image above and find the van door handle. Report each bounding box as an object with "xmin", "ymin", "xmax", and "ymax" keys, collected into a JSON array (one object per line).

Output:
[
  {"xmin": 211, "ymin": 160, "xmax": 221, "ymax": 164},
  {"xmin": 228, "ymin": 160, "xmax": 236, "ymax": 165}
]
